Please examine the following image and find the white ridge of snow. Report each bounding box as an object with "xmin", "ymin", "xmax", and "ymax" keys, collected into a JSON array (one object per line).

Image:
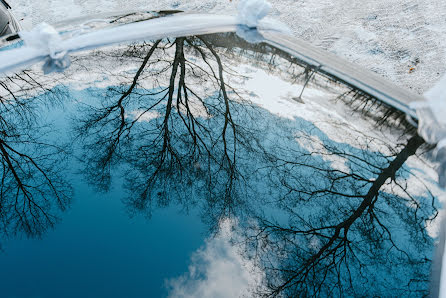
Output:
[
  {"xmin": 411, "ymin": 74, "xmax": 446, "ymax": 188},
  {"xmin": 235, "ymin": 0, "xmax": 290, "ymax": 43},
  {"xmin": 19, "ymin": 22, "xmax": 66, "ymax": 59},
  {"xmin": 237, "ymin": 0, "xmax": 271, "ymax": 28},
  {"xmin": 422, "ymin": 75, "xmax": 446, "ymax": 142},
  {"xmin": 12, "ymin": 0, "xmax": 446, "ymax": 95},
  {"xmin": 0, "ymin": 11, "xmax": 289, "ymax": 75}
]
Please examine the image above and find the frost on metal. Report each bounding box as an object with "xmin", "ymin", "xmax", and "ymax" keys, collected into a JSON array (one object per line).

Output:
[
  {"xmin": 19, "ymin": 22, "xmax": 70, "ymax": 73},
  {"xmin": 412, "ymin": 74, "xmax": 446, "ymax": 187}
]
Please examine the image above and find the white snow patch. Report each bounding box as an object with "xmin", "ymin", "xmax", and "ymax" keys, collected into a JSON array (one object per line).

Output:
[
  {"xmin": 237, "ymin": 0, "xmax": 271, "ymax": 28},
  {"xmin": 19, "ymin": 22, "xmax": 65, "ymax": 59},
  {"xmin": 242, "ymin": 66, "xmax": 329, "ymax": 120}
]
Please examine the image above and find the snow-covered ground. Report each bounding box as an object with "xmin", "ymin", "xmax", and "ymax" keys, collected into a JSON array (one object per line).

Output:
[{"xmin": 9, "ymin": 0, "xmax": 446, "ymax": 95}]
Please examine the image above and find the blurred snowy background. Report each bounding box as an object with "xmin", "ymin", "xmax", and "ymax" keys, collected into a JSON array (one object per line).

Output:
[{"xmin": 10, "ymin": 0, "xmax": 446, "ymax": 95}]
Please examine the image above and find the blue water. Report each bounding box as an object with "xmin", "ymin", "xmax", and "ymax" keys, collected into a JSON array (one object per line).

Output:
[
  {"xmin": 0, "ymin": 82, "xmax": 438, "ymax": 297},
  {"xmin": 0, "ymin": 86, "xmax": 207, "ymax": 298},
  {"xmin": 0, "ymin": 175, "xmax": 205, "ymax": 298}
]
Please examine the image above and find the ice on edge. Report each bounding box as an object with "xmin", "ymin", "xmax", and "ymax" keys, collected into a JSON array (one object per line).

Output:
[
  {"xmin": 237, "ymin": 0, "xmax": 272, "ymax": 28},
  {"xmin": 19, "ymin": 22, "xmax": 65, "ymax": 59},
  {"xmin": 412, "ymin": 73, "xmax": 446, "ymax": 187},
  {"xmin": 18, "ymin": 22, "xmax": 70, "ymax": 73}
]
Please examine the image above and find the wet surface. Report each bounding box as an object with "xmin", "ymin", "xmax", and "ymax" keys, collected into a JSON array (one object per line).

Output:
[{"xmin": 0, "ymin": 32, "xmax": 444, "ymax": 297}]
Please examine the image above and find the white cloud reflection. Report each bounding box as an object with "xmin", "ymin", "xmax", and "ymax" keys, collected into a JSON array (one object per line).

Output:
[{"xmin": 166, "ymin": 218, "xmax": 264, "ymax": 298}]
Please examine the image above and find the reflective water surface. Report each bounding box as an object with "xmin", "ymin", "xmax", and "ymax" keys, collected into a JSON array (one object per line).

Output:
[{"xmin": 0, "ymin": 33, "xmax": 444, "ymax": 297}]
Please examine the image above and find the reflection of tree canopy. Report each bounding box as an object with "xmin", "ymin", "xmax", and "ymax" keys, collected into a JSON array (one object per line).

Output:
[
  {"xmin": 0, "ymin": 31, "xmax": 440, "ymax": 296},
  {"xmin": 0, "ymin": 72, "xmax": 71, "ymax": 238},
  {"xmin": 72, "ymin": 33, "xmax": 440, "ymax": 296},
  {"xmin": 75, "ymin": 36, "xmax": 261, "ymax": 225},
  {"xmin": 246, "ymin": 128, "xmax": 437, "ymax": 297}
]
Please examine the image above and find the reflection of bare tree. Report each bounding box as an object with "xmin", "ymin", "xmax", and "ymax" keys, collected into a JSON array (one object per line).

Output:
[
  {"xmin": 0, "ymin": 73, "xmax": 71, "ymax": 238},
  {"xmin": 76, "ymin": 36, "xmax": 255, "ymax": 223},
  {"xmin": 0, "ymin": 29, "xmax": 438, "ymax": 297},
  {"xmin": 72, "ymin": 32, "xmax": 439, "ymax": 296},
  {"xmin": 246, "ymin": 130, "xmax": 437, "ymax": 297}
]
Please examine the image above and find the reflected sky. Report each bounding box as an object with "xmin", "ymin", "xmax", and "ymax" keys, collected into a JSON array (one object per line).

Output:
[{"xmin": 0, "ymin": 33, "xmax": 444, "ymax": 297}]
